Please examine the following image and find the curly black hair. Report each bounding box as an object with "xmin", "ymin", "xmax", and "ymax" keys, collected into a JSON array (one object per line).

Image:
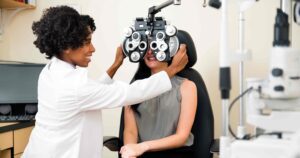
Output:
[{"xmin": 32, "ymin": 6, "xmax": 96, "ymax": 59}]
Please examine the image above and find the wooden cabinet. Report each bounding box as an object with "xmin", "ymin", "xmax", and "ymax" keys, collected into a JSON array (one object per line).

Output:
[
  {"xmin": 0, "ymin": 131, "xmax": 13, "ymax": 150},
  {"xmin": 14, "ymin": 153, "xmax": 22, "ymax": 158},
  {"xmin": 0, "ymin": 149, "xmax": 12, "ymax": 158},
  {"xmin": 14, "ymin": 127, "xmax": 33, "ymax": 155},
  {"xmin": 0, "ymin": 122, "xmax": 34, "ymax": 158},
  {"xmin": 0, "ymin": 0, "xmax": 35, "ymax": 9}
]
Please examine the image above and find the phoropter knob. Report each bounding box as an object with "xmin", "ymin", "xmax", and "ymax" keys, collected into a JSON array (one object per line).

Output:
[
  {"xmin": 156, "ymin": 31, "xmax": 166, "ymax": 40},
  {"xmin": 156, "ymin": 51, "xmax": 166, "ymax": 61},
  {"xmin": 130, "ymin": 51, "xmax": 141, "ymax": 62},
  {"xmin": 165, "ymin": 25, "xmax": 177, "ymax": 36},
  {"xmin": 132, "ymin": 32, "xmax": 141, "ymax": 41},
  {"xmin": 124, "ymin": 27, "xmax": 133, "ymax": 37}
]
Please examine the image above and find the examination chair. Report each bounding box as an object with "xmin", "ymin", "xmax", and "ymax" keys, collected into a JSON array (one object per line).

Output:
[{"xmin": 104, "ymin": 30, "xmax": 215, "ymax": 158}]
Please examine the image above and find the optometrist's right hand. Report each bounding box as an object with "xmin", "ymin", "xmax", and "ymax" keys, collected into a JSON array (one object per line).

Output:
[
  {"xmin": 106, "ymin": 45, "xmax": 125, "ymax": 78},
  {"xmin": 165, "ymin": 44, "xmax": 188, "ymax": 78},
  {"xmin": 113, "ymin": 45, "xmax": 125, "ymax": 67}
]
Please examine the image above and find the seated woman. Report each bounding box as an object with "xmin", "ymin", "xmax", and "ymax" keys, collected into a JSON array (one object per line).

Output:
[{"xmin": 120, "ymin": 45, "xmax": 197, "ymax": 158}]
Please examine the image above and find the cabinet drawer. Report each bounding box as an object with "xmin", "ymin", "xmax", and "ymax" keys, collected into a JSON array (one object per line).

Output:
[
  {"xmin": 0, "ymin": 149, "xmax": 12, "ymax": 158},
  {"xmin": 14, "ymin": 126, "xmax": 33, "ymax": 155},
  {"xmin": 0, "ymin": 131, "xmax": 13, "ymax": 150},
  {"xmin": 14, "ymin": 153, "xmax": 23, "ymax": 158}
]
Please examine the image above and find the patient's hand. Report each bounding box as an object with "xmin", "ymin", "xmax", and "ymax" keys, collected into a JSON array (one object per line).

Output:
[{"xmin": 120, "ymin": 143, "xmax": 149, "ymax": 158}]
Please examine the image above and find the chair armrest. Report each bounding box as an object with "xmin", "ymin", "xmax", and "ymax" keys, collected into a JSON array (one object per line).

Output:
[
  {"xmin": 210, "ymin": 138, "xmax": 220, "ymax": 154},
  {"xmin": 103, "ymin": 136, "xmax": 121, "ymax": 151}
]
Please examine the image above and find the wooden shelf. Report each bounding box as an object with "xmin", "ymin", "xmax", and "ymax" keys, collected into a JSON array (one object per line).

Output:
[{"xmin": 0, "ymin": 0, "xmax": 35, "ymax": 9}]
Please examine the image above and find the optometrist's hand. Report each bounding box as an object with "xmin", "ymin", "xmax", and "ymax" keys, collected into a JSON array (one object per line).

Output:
[
  {"xmin": 120, "ymin": 143, "xmax": 149, "ymax": 158},
  {"xmin": 106, "ymin": 45, "xmax": 125, "ymax": 78},
  {"xmin": 113, "ymin": 45, "xmax": 125, "ymax": 67},
  {"xmin": 165, "ymin": 44, "xmax": 188, "ymax": 78}
]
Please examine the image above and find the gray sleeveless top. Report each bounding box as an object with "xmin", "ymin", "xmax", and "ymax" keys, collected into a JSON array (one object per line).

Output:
[{"xmin": 134, "ymin": 75, "xmax": 194, "ymax": 146}]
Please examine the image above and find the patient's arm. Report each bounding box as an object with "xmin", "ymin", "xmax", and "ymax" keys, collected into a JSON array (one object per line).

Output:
[
  {"xmin": 124, "ymin": 106, "xmax": 139, "ymax": 144},
  {"xmin": 120, "ymin": 79, "xmax": 197, "ymax": 157}
]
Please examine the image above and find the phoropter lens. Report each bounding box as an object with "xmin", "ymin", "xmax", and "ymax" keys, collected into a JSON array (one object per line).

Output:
[{"xmin": 150, "ymin": 41, "xmax": 158, "ymax": 50}]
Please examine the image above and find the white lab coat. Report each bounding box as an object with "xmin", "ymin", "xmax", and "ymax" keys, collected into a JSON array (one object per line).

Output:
[{"xmin": 22, "ymin": 57, "xmax": 172, "ymax": 158}]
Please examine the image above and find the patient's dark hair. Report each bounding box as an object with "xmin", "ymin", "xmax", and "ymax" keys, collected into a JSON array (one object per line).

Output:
[
  {"xmin": 32, "ymin": 6, "xmax": 96, "ymax": 59},
  {"xmin": 130, "ymin": 59, "xmax": 172, "ymax": 116},
  {"xmin": 130, "ymin": 61, "xmax": 150, "ymax": 116}
]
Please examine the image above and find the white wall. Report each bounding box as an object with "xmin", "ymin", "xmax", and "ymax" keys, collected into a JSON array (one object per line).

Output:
[{"xmin": 0, "ymin": 0, "xmax": 300, "ymax": 157}]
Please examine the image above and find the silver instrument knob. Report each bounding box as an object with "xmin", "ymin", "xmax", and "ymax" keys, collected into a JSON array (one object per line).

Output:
[
  {"xmin": 156, "ymin": 51, "xmax": 166, "ymax": 61},
  {"xmin": 159, "ymin": 43, "xmax": 168, "ymax": 52},
  {"xmin": 124, "ymin": 27, "xmax": 133, "ymax": 37},
  {"xmin": 156, "ymin": 31, "xmax": 165, "ymax": 40},
  {"xmin": 132, "ymin": 32, "xmax": 141, "ymax": 41},
  {"xmin": 165, "ymin": 25, "xmax": 177, "ymax": 36},
  {"xmin": 130, "ymin": 51, "xmax": 141, "ymax": 62}
]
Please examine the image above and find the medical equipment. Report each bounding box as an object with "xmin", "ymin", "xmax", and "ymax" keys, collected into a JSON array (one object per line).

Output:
[
  {"xmin": 209, "ymin": 0, "xmax": 221, "ymax": 8},
  {"xmin": 229, "ymin": 48, "xmax": 300, "ymax": 157},
  {"xmin": 122, "ymin": 18, "xmax": 180, "ymax": 62},
  {"xmin": 229, "ymin": 2, "xmax": 300, "ymax": 157},
  {"xmin": 122, "ymin": 0, "xmax": 181, "ymax": 62},
  {"xmin": 208, "ymin": 0, "xmax": 300, "ymax": 157},
  {"xmin": 295, "ymin": 0, "xmax": 300, "ymax": 24}
]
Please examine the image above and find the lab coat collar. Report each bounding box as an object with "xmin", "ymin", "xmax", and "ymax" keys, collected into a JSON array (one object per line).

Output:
[{"xmin": 51, "ymin": 56, "xmax": 76, "ymax": 69}]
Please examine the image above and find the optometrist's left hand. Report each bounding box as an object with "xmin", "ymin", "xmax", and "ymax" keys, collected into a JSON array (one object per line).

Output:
[{"xmin": 120, "ymin": 143, "xmax": 149, "ymax": 158}]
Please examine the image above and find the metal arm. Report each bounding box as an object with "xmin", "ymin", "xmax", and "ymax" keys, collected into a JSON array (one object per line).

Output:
[
  {"xmin": 147, "ymin": 0, "xmax": 181, "ymax": 34},
  {"xmin": 148, "ymin": 0, "xmax": 181, "ymax": 16}
]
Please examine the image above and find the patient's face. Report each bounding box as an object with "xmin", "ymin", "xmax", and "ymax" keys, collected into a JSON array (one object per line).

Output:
[{"xmin": 144, "ymin": 49, "xmax": 168, "ymax": 70}]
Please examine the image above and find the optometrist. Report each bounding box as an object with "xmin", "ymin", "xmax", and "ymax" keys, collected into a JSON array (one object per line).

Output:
[{"xmin": 22, "ymin": 5, "xmax": 188, "ymax": 158}]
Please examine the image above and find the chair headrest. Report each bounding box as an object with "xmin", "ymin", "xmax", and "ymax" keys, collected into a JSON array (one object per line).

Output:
[{"xmin": 177, "ymin": 30, "xmax": 197, "ymax": 68}]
